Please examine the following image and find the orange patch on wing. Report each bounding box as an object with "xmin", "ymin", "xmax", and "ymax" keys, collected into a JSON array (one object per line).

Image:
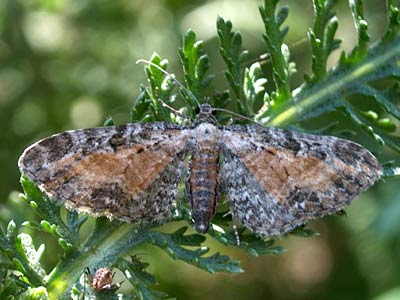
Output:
[
  {"xmin": 241, "ymin": 149, "xmax": 338, "ymax": 202},
  {"xmin": 73, "ymin": 147, "xmax": 172, "ymax": 193},
  {"xmin": 46, "ymin": 135, "xmax": 186, "ymax": 199}
]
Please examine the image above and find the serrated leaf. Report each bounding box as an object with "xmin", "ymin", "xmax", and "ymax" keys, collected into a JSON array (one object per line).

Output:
[
  {"xmin": 290, "ymin": 227, "xmax": 319, "ymax": 238},
  {"xmin": 217, "ymin": 16, "xmax": 248, "ymax": 115},
  {"xmin": 0, "ymin": 221, "xmax": 45, "ymax": 287},
  {"xmin": 57, "ymin": 238, "xmax": 74, "ymax": 253},
  {"xmin": 65, "ymin": 210, "xmax": 87, "ymax": 240},
  {"xmin": 116, "ymin": 258, "xmax": 168, "ymax": 300},
  {"xmin": 6, "ymin": 220, "xmax": 17, "ymax": 238},
  {"xmin": 16, "ymin": 233, "xmax": 46, "ymax": 279},
  {"xmin": 103, "ymin": 116, "xmax": 114, "ymax": 127},
  {"xmin": 383, "ymin": 0, "xmax": 400, "ymax": 41},
  {"xmin": 20, "ymin": 177, "xmax": 77, "ymax": 244},
  {"xmin": 137, "ymin": 53, "xmax": 176, "ymax": 122},
  {"xmin": 269, "ymin": 33, "xmax": 400, "ymax": 141},
  {"xmin": 307, "ymin": 0, "xmax": 340, "ymax": 83},
  {"xmin": 382, "ymin": 162, "xmax": 400, "ymax": 178},
  {"xmin": 131, "ymin": 87, "xmax": 153, "ymax": 123},
  {"xmin": 170, "ymin": 226, "xmax": 206, "ymax": 246},
  {"xmin": 243, "ymin": 62, "xmax": 268, "ymax": 116},
  {"xmin": 356, "ymin": 85, "xmax": 400, "ymax": 121},
  {"xmin": 207, "ymin": 225, "xmax": 286, "ymax": 257},
  {"xmin": 259, "ymin": 0, "xmax": 292, "ymax": 105},
  {"xmin": 178, "ymin": 29, "xmax": 212, "ymax": 111},
  {"xmin": 19, "ymin": 286, "xmax": 48, "ymax": 300},
  {"xmin": 148, "ymin": 231, "xmax": 242, "ymax": 274},
  {"xmin": 348, "ymin": 0, "xmax": 370, "ymax": 60}
]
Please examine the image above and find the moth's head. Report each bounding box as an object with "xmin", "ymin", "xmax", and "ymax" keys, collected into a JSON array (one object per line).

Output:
[
  {"xmin": 193, "ymin": 103, "xmax": 217, "ymax": 126},
  {"xmin": 199, "ymin": 103, "xmax": 212, "ymax": 114}
]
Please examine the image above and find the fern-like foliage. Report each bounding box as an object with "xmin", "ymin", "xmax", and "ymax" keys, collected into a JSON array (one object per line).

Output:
[{"xmin": 1, "ymin": 0, "xmax": 399, "ymax": 299}]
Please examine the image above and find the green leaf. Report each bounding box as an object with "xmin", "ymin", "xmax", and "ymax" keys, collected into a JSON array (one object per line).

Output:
[
  {"xmin": 19, "ymin": 286, "xmax": 48, "ymax": 300},
  {"xmin": 0, "ymin": 221, "xmax": 45, "ymax": 287},
  {"xmin": 179, "ymin": 29, "xmax": 212, "ymax": 112},
  {"xmin": 103, "ymin": 116, "xmax": 114, "ymax": 127},
  {"xmin": 382, "ymin": 161, "xmax": 400, "ymax": 178},
  {"xmin": 149, "ymin": 229, "xmax": 243, "ymax": 274},
  {"xmin": 208, "ymin": 227, "xmax": 285, "ymax": 257},
  {"xmin": 259, "ymin": 0, "xmax": 292, "ymax": 107},
  {"xmin": 15, "ymin": 233, "xmax": 46, "ymax": 281},
  {"xmin": 116, "ymin": 257, "xmax": 168, "ymax": 300},
  {"xmin": 20, "ymin": 177, "xmax": 79, "ymax": 246},
  {"xmin": 383, "ymin": 0, "xmax": 400, "ymax": 41},
  {"xmin": 348, "ymin": 0, "xmax": 370, "ymax": 61},
  {"xmin": 268, "ymin": 34, "xmax": 400, "ymax": 151},
  {"xmin": 290, "ymin": 227, "xmax": 320, "ymax": 238},
  {"xmin": 170, "ymin": 226, "xmax": 206, "ymax": 246},
  {"xmin": 134, "ymin": 53, "xmax": 177, "ymax": 123},
  {"xmin": 307, "ymin": 0, "xmax": 340, "ymax": 83},
  {"xmin": 244, "ymin": 62, "xmax": 269, "ymax": 116},
  {"xmin": 217, "ymin": 16, "xmax": 249, "ymax": 115},
  {"xmin": 0, "ymin": 272, "xmax": 28, "ymax": 299},
  {"xmin": 130, "ymin": 87, "xmax": 153, "ymax": 123}
]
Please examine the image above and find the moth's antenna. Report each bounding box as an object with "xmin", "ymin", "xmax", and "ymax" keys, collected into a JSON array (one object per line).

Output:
[
  {"xmin": 158, "ymin": 97, "xmax": 192, "ymax": 121},
  {"xmin": 212, "ymin": 107, "xmax": 263, "ymax": 126},
  {"xmin": 136, "ymin": 59, "xmax": 201, "ymax": 109}
]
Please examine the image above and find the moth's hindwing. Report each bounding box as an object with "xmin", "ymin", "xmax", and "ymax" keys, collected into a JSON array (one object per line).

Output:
[
  {"xmin": 221, "ymin": 125, "xmax": 382, "ymax": 237},
  {"xmin": 19, "ymin": 123, "xmax": 191, "ymax": 223}
]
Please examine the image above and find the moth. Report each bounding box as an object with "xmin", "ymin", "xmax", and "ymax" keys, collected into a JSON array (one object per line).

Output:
[{"xmin": 18, "ymin": 103, "xmax": 382, "ymax": 238}]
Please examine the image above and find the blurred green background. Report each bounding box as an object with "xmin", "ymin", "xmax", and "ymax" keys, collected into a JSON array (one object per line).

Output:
[{"xmin": 1, "ymin": 0, "xmax": 400, "ymax": 299}]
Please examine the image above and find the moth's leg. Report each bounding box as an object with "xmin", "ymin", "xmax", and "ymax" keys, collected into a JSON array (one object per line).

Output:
[
  {"xmin": 216, "ymin": 153, "xmax": 224, "ymax": 202},
  {"xmin": 221, "ymin": 203, "xmax": 241, "ymax": 246},
  {"xmin": 184, "ymin": 153, "xmax": 192, "ymax": 205},
  {"xmin": 230, "ymin": 203, "xmax": 241, "ymax": 246},
  {"xmin": 164, "ymin": 151, "xmax": 191, "ymax": 222},
  {"xmin": 225, "ymin": 118, "xmax": 234, "ymax": 127},
  {"xmin": 182, "ymin": 156, "xmax": 191, "ymax": 209}
]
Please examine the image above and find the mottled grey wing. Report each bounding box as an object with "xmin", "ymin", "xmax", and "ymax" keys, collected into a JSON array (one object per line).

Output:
[
  {"xmin": 19, "ymin": 123, "xmax": 191, "ymax": 223},
  {"xmin": 221, "ymin": 125, "xmax": 382, "ymax": 238}
]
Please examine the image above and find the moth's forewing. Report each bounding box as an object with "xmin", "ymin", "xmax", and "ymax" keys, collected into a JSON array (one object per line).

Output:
[
  {"xmin": 221, "ymin": 125, "xmax": 381, "ymax": 237},
  {"xmin": 18, "ymin": 123, "xmax": 191, "ymax": 223}
]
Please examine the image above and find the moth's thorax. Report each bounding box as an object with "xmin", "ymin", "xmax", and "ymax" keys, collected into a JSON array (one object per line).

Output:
[
  {"xmin": 195, "ymin": 123, "xmax": 220, "ymax": 145},
  {"xmin": 189, "ymin": 122, "xmax": 220, "ymax": 233}
]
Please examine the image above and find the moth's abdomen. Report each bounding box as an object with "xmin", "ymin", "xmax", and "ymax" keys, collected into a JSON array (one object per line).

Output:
[{"xmin": 190, "ymin": 123, "xmax": 220, "ymax": 233}]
